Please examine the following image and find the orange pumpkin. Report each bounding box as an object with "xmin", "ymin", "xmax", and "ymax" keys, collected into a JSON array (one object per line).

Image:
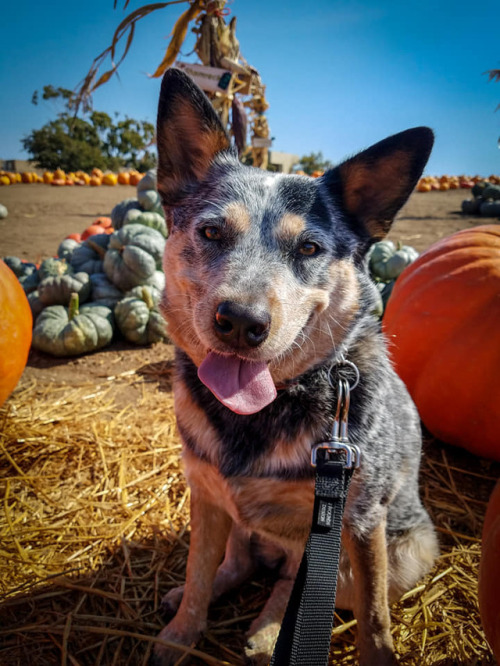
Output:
[
  {"xmin": 51, "ymin": 178, "xmax": 66, "ymax": 186},
  {"xmin": 0, "ymin": 260, "xmax": 33, "ymax": 406},
  {"xmin": 81, "ymin": 224, "xmax": 106, "ymax": 240},
  {"xmin": 91, "ymin": 167, "xmax": 103, "ymax": 179},
  {"xmin": 479, "ymin": 481, "xmax": 500, "ymax": 660},
  {"xmin": 383, "ymin": 225, "xmax": 500, "ymax": 460},
  {"xmin": 94, "ymin": 216, "xmax": 112, "ymax": 229},
  {"xmin": 118, "ymin": 171, "xmax": 130, "ymax": 185},
  {"xmin": 129, "ymin": 172, "xmax": 143, "ymax": 186},
  {"xmin": 89, "ymin": 176, "xmax": 102, "ymax": 187}
]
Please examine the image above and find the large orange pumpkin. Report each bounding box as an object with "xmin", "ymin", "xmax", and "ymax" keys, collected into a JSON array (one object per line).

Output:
[
  {"xmin": 479, "ymin": 481, "xmax": 500, "ymax": 660},
  {"xmin": 383, "ymin": 225, "xmax": 500, "ymax": 460},
  {"xmin": 0, "ymin": 260, "xmax": 33, "ymax": 406}
]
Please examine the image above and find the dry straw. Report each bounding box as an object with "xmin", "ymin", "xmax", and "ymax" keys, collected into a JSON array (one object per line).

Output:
[{"xmin": 1, "ymin": 347, "xmax": 498, "ymax": 665}]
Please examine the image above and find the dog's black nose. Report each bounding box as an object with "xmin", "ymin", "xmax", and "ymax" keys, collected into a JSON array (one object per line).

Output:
[{"xmin": 214, "ymin": 301, "xmax": 271, "ymax": 349}]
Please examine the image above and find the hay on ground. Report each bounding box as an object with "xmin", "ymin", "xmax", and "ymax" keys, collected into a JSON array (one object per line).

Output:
[{"xmin": 0, "ymin": 359, "xmax": 498, "ymax": 665}]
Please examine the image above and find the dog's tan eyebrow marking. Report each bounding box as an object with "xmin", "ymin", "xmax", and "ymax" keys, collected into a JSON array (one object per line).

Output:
[
  {"xmin": 224, "ymin": 202, "xmax": 252, "ymax": 233},
  {"xmin": 275, "ymin": 213, "xmax": 307, "ymax": 238}
]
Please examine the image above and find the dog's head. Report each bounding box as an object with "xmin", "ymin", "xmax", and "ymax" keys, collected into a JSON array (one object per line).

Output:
[{"xmin": 157, "ymin": 68, "xmax": 433, "ymax": 414}]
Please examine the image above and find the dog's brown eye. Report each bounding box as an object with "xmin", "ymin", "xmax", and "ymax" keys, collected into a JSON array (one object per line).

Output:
[
  {"xmin": 299, "ymin": 242, "xmax": 319, "ymax": 256},
  {"xmin": 203, "ymin": 226, "xmax": 221, "ymax": 241}
]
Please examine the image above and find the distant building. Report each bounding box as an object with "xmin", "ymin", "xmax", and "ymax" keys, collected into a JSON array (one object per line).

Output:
[
  {"xmin": 268, "ymin": 151, "xmax": 300, "ymax": 174},
  {"xmin": 1, "ymin": 159, "xmax": 44, "ymax": 175}
]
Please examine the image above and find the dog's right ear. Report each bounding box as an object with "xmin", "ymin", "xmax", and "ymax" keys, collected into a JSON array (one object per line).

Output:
[{"xmin": 156, "ymin": 68, "xmax": 231, "ymax": 209}]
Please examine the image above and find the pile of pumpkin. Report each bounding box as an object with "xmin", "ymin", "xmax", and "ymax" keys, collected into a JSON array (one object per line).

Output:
[
  {"xmin": 2, "ymin": 169, "xmax": 170, "ymax": 358},
  {"xmin": 461, "ymin": 180, "xmax": 500, "ymax": 218},
  {"xmin": 0, "ymin": 167, "xmax": 144, "ymax": 187},
  {"xmin": 416, "ymin": 174, "xmax": 500, "ymax": 192}
]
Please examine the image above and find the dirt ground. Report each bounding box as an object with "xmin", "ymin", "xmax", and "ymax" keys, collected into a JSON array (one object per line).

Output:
[{"xmin": 0, "ymin": 182, "xmax": 498, "ymax": 390}]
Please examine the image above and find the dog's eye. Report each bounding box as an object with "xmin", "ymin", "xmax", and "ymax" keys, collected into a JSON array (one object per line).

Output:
[
  {"xmin": 299, "ymin": 242, "xmax": 320, "ymax": 256},
  {"xmin": 202, "ymin": 226, "xmax": 221, "ymax": 241}
]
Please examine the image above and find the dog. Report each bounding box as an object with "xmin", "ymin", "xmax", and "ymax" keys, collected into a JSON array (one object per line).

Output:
[{"xmin": 152, "ymin": 68, "xmax": 439, "ymax": 666}]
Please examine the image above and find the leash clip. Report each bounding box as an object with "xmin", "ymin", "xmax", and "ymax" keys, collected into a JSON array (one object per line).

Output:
[{"xmin": 311, "ymin": 368, "xmax": 361, "ymax": 469}]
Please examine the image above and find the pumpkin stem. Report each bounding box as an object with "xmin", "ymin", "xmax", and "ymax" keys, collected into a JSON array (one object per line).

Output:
[
  {"xmin": 68, "ymin": 292, "xmax": 80, "ymax": 320},
  {"xmin": 141, "ymin": 286, "xmax": 155, "ymax": 311},
  {"xmin": 85, "ymin": 239, "xmax": 107, "ymax": 258}
]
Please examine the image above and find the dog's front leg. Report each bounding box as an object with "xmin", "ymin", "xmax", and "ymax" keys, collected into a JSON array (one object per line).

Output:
[
  {"xmin": 153, "ymin": 489, "xmax": 232, "ymax": 665},
  {"xmin": 344, "ymin": 518, "xmax": 397, "ymax": 666}
]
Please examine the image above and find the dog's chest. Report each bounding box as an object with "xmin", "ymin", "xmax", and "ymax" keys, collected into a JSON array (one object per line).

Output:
[{"xmin": 183, "ymin": 449, "xmax": 315, "ymax": 548}]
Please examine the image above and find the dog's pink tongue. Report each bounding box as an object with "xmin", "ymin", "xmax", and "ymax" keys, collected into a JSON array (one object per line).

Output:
[{"xmin": 198, "ymin": 352, "xmax": 277, "ymax": 415}]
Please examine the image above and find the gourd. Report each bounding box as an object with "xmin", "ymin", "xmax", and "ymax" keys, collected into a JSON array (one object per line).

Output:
[
  {"xmin": 122, "ymin": 209, "xmax": 167, "ymax": 237},
  {"xmin": 38, "ymin": 271, "xmax": 91, "ymax": 306},
  {"xmin": 32, "ymin": 293, "xmax": 114, "ymax": 357},
  {"xmin": 58, "ymin": 238, "xmax": 81, "ymax": 262},
  {"xmin": 81, "ymin": 224, "xmax": 106, "ymax": 240},
  {"xmin": 38, "ymin": 257, "xmax": 72, "ymax": 281},
  {"xmin": 368, "ymin": 240, "xmax": 419, "ymax": 282},
  {"xmin": 479, "ymin": 481, "xmax": 500, "ymax": 660},
  {"xmin": 3, "ymin": 256, "xmax": 40, "ymax": 294},
  {"xmin": 482, "ymin": 184, "xmax": 500, "ymax": 201},
  {"xmin": 479, "ymin": 202, "xmax": 500, "ymax": 217},
  {"xmin": 137, "ymin": 169, "xmax": 157, "ymax": 193},
  {"xmin": 461, "ymin": 199, "xmax": 481, "ymax": 215},
  {"xmin": 28, "ymin": 290, "xmax": 44, "ymax": 320},
  {"xmin": 70, "ymin": 234, "xmax": 109, "ymax": 274},
  {"xmin": 0, "ymin": 203, "xmax": 7, "ymax": 218},
  {"xmin": 90, "ymin": 272, "xmax": 123, "ymax": 307},
  {"xmin": 111, "ymin": 198, "xmax": 141, "ymax": 230},
  {"xmin": 382, "ymin": 225, "xmax": 500, "ymax": 460},
  {"xmin": 0, "ymin": 259, "xmax": 32, "ymax": 406},
  {"xmin": 137, "ymin": 189, "xmax": 164, "ymax": 217},
  {"xmin": 114, "ymin": 285, "xmax": 168, "ymax": 345},
  {"xmin": 103, "ymin": 224, "xmax": 165, "ymax": 291}
]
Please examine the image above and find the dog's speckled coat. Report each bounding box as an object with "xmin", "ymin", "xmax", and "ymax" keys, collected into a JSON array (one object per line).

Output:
[{"xmin": 151, "ymin": 68, "xmax": 439, "ymax": 666}]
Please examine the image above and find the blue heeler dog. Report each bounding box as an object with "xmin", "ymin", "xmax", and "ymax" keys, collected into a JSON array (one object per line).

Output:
[{"xmin": 151, "ymin": 68, "xmax": 439, "ymax": 666}]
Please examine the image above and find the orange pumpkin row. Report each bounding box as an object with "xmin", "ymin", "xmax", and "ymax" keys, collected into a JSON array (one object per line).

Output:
[
  {"xmin": 0, "ymin": 169, "xmax": 143, "ymax": 187},
  {"xmin": 417, "ymin": 174, "xmax": 500, "ymax": 192}
]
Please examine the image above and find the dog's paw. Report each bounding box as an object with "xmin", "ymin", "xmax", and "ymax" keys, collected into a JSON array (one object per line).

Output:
[
  {"xmin": 159, "ymin": 585, "xmax": 185, "ymax": 619},
  {"xmin": 151, "ymin": 622, "xmax": 199, "ymax": 666},
  {"xmin": 244, "ymin": 622, "xmax": 279, "ymax": 665}
]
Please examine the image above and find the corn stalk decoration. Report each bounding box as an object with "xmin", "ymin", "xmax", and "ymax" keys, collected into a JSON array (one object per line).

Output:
[{"xmin": 75, "ymin": 0, "xmax": 270, "ymax": 168}]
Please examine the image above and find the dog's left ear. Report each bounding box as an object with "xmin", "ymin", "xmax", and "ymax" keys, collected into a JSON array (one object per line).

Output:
[
  {"xmin": 156, "ymin": 68, "xmax": 231, "ymax": 208},
  {"xmin": 324, "ymin": 127, "xmax": 434, "ymax": 240}
]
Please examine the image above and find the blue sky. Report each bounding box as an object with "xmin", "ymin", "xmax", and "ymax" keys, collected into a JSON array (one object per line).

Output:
[{"xmin": 1, "ymin": 0, "xmax": 499, "ymax": 175}]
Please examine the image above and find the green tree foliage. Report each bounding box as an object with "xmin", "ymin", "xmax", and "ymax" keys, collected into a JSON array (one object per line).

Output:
[
  {"xmin": 24, "ymin": 85, "xmax": 156, "ymax": 172},
  {"xmin": 295, "ymin": 151, "xmax": 333, "ymax": 175}
]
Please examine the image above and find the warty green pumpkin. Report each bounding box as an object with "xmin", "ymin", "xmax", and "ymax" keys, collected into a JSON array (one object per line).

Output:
[
  {"xmin": 110, "ymin": 197, "xmax": 141, "ymax": 230},
  {"xmin": 57, "ymin": 238, "xmax": 81, "ymax": 262},
  {"xmin": 32, "ymin": 293, "xmax": 114, "ymax": 357},
  {"xmin": 38, "ymin": 271, "xmax": 91, "ymax": 306},
  {"xmin": 38, "ymin": 257, "xmax": 72, "ymax": 281},
  {"xmin": 368, "ymin": 240, "xmax": 419, "ymax": 282},
  {"xmin": 70, "ymin": 233, "xmax": 109, "ymax": 274},
  {"xmin": 122, "ymin": 209, "xmax": 167, "ymax": 237},
  {"xmin": 90, "ymin": 272, "xmax": 123, "ymax": 307},
  {"xmin": 114, "ymin": 285, "xmax": 168, "ymax": 345},
  {"xmin": 103, "ymin": 223, "xmax": 165, "ymax": 291},
  {"xmin": 3, "ymin": 256, "xmax": 40, "ymax": 293}
]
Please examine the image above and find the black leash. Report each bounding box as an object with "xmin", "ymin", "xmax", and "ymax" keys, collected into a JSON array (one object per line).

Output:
[{"xmin": 270, "ymin": 369, "xmax": 361, "ymax": 666}]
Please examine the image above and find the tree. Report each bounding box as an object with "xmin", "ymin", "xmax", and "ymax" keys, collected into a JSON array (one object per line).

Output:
[
  {"xmin": 295, "ymin": 152, "xmax": 333, "ymax": 176},
  {"xmin": 24, "ymin": 85, "xmax": 156, "ymax": 172}
]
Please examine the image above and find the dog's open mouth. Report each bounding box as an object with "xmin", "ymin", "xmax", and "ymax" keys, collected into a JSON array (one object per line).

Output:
[{"xmin": 198, "ymin": 351, "xmax": 277, "ymax": 415}]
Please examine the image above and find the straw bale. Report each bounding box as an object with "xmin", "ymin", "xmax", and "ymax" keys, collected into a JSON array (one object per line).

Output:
[{"xmin": 0, "ymin": 356, "xmax": 498, "ymax": 665}]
